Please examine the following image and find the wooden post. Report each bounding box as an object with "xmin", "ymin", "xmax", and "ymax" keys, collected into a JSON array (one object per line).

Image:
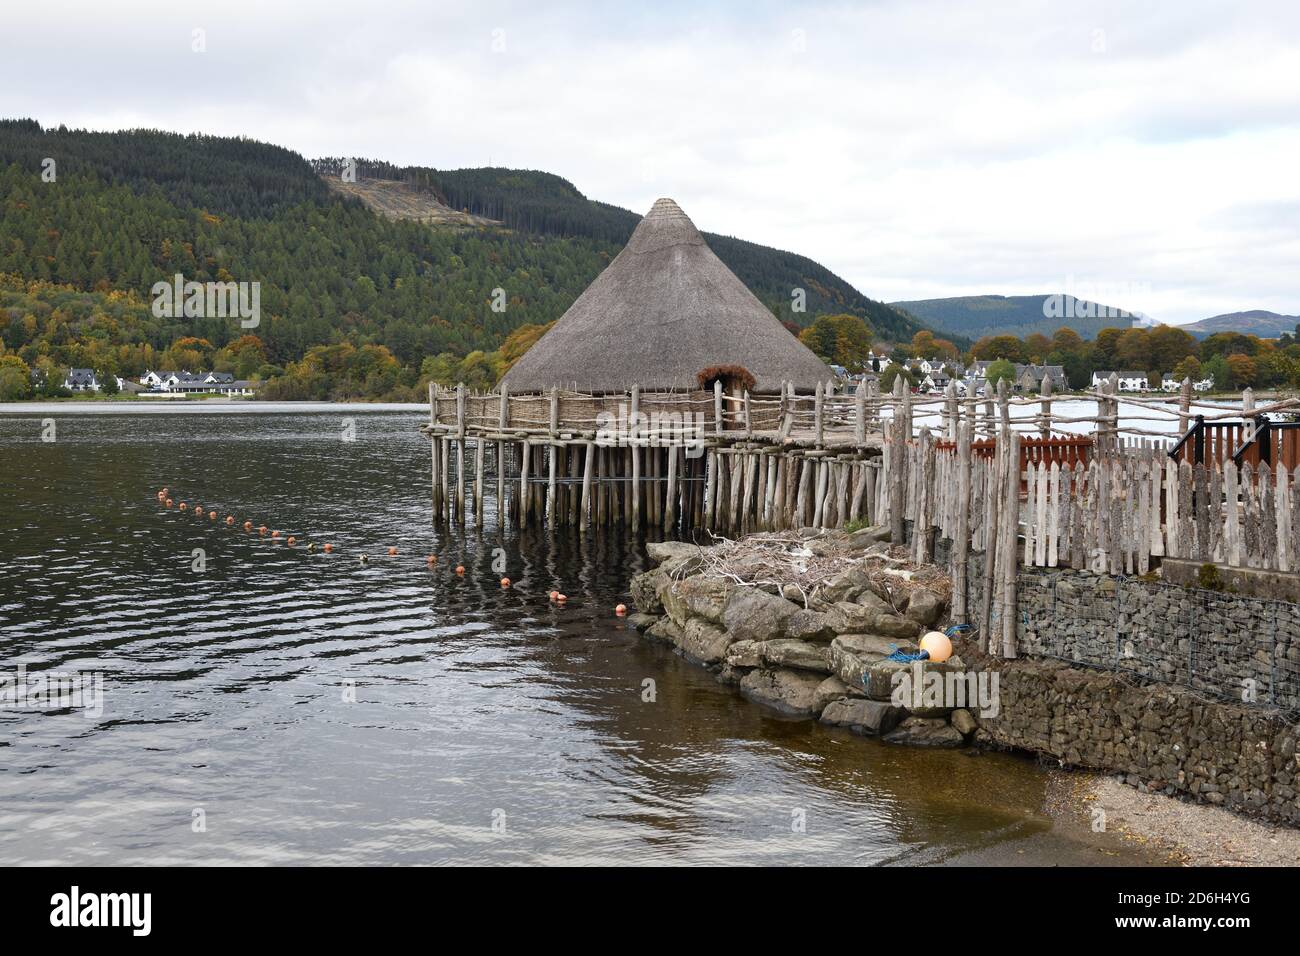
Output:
[
  {"xmin": 455, "ymin": 440, "xmax": 465, "ymax": 524},
  {"xmin": 630, "ymin": 384, "xmax": 641, "ymax": 530},
  {"xmin": 714, "ymin": 380, "xmax": 724, "ymax": 435},
  {"xmin": 914, "ymin": 428, "xmax": 934, "ymax": 564},
  {"xmin": 1243, "ymin": 387, "xmax": 1256, "ymax": 445},
  {"xmin": 580, "ymin": 441, "xmax": 594, "ymax": 531},
  {"xmin": 1178, "ymin": 377, "xmax": 1192, "ymax": 435},
  {"xmin": 1038, "ymin": 375, "xmax": 1052, "ymax": 441},
  {"xmin": 743, "ymin": 390, "xmax": 752, "ymax": 439},
  {"xmin": 814, "ymin": 382, "xmax": 825, "ymax": 447},
  {"xmin": 983, "ymin": 382, "xmax": 995, "ymax": 439},
  {"xmin": 546, "ymin": 443, "xmax": 557, "ymax": 526},
  {"xmin": 518, "ymin": 439, "xmax": 530, "ymax": 528},
  {"xmin": 945, "ymin": 381, "xmax": 958, "ymax": 442},
  {"xmin": 474, "ymin": 439, "xmax": 484, "ymax": 523},
  {"xmin": 441, "ymin": 438, "xmax": 451, "ymax": 522},
  {"xmin": 889, "ymin": 374, "xmax": 907, "ymax": 544},
  {"xmin": 496, "ymin": 383, "xmax": 509, "ymax": 523},
  {"xmin": 704, "ymin": 449, "xmax": 716, "ymax": 529},
  {"xmin": 664, "ymin": 445, "xmax": 678, "ymax": 532},
  {"xmin": 953, "ymin": 419, "xmax": 972, "ymax": 624},
  {"xmin": 855, "ymin": 382, "xmax": 866, "ymax": 445},
  {"xmin": 1001, "ymin": 431, "xmax": 1021, "ymax": 658},
  {"xmin": 430, "ymin": 426, "xmax": 442, "ymax": 521}
]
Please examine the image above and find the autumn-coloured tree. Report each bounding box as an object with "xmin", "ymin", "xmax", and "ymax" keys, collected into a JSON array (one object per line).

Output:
[{"xmin": 797, "ymin": 314, "xmax": 873, "ymax": 371}]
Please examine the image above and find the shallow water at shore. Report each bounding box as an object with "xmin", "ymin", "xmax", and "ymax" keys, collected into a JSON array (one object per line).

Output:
[{"xmin": 0, "ymin": 407, "xmax": 1160, "ymax": 865}]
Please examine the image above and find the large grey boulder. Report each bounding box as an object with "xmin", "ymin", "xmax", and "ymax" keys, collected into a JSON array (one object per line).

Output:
[
  {"xmin": 827, "ymin": 634, "xmax": 910, "ymax": 688},
  {"xmin": 905, "ymin": 588, "xmax": 944, "ymax": 627},
  {"xmin": 723, "ymin": 588, "xmax": 800, "ymax": 643},
  {"xmin": 827, "ymin": 602, "xmax": 920, "ymax": 640},
  {"xmin": 844, "ymin": 525, "xmax": 890, "ymax": 549},
  {"xmin": 739, "ymin": 667, "xmax": 826, "ymax": 717},
  {"xmin": 820, "ymin": 698, "xmax": 906, "ymax": 735},
  {"xmin": 724, "ymin": 639, "xmax": 763, "ymax": 668},
  {"xmin": 951, "ymin": 708, "xmax": 979, "ymax": 736},
  {"xmin": 863, "ymin": 658, "xmax": 966, "ymax": 704},
  {"xmin": 646, "ymin": 616, "xmax": 685, "ymax": 646},
  {"xmin": 679, "ymin": 619, "xmax": 734, "ymax": 666},
  {"xmin": 815, "ymin": 569, "xmax": 866, "ymax": 604},
  {"xmin": 755, "ymin": 639, "xmax": 832, "ymax": 674},
  {"xmin": 629, "ymin": 568, "xmax": 668, "ymax": 614},
  {"xmin": 663, "ymin": 575, "xmax": 734, "ymax": 627},
  {"xmin": 811, "ymin": 676, "xmax": 861, "ymax": 714},
  {"xmin": 882, "ymin": 717, "xmax": 966, "ymax": 748},
  {"xmin": 646, "ymin": 541, "xmax": 706, "ymax": 573},
  {"xmin": 786, "ymin": 608, "xmax": 835, "ymax": 643}
]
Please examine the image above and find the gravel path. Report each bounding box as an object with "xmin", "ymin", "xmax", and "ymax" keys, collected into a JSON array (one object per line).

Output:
[{"xmin": 1053, "ymin": 771, "xmax": 1300, "ymax": 866}]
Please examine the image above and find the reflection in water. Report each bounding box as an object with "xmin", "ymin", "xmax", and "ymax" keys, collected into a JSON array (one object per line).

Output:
[{"xmin": 0, "ymin": 407, "xmax": 1150, "ymax": 865}]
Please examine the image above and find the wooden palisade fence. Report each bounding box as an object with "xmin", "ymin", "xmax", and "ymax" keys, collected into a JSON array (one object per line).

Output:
[{"xmin": 426, "ymin": 376, "xmax": 1300, "ymax": 653}]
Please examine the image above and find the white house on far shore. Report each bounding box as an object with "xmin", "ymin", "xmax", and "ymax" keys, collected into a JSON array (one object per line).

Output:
[
  {"xmin": 64, "ymin": 368, "xmax": 99, "ymax": 392},
  {"xmin": 1091, "ymin": 370, "xmax": 1149, "ymax": 392}
]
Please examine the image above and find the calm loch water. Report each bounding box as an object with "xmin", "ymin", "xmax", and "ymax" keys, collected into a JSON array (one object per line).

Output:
[{"xmin": 0, "ymin": 404, "xmax": 1155, "ymax": 865}]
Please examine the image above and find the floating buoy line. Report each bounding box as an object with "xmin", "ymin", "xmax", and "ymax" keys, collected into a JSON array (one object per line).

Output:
[{"xmin": 152, "ymin": 487, "xmax": 629, "ymax": 616}]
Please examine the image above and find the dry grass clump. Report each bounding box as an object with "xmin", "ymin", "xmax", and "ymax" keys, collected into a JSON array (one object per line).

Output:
[{"xmin": 679, "ymin": 529, "xmax": 952, "ymax": 608}]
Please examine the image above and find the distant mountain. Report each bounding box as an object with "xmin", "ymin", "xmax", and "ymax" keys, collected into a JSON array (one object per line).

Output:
[
  {"xmin": 1177, "ymin": 310, "xmax": 1299, "ymax": 340},
  {"xmin": 891, "ymin": 294, "xmax": 1140, "ymax": 341}
]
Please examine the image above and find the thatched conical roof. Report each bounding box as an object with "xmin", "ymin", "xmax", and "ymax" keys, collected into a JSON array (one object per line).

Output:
[{"xmin": 500, "ymin": 198, "xmax": 834, "ymax": 393}]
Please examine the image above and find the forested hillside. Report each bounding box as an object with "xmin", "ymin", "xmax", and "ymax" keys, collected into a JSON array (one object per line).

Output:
[
  {"xmin": 0, "ymin": 120, "xmax": 929, "ymax": 400},
  {"xmin": 312, "ymin": 159, "xmax": 929, "ymax": 343}
]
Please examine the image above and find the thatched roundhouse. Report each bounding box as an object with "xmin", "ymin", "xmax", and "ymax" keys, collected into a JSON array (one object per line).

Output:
[{"xmin": 500, "ymin": 198, "xmax": 834, "ymax": 394}]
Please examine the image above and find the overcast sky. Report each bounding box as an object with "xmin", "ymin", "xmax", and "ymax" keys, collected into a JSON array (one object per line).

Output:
[{"xmin": 5, "ymin": 0, "xmax": 1298, "ymax": 324}]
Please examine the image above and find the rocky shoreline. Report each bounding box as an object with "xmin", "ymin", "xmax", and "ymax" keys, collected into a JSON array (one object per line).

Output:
[
  {"xmin": 629, "ymin": 530, "xmax": 982, "ymax": 749},
  {"xmin": 629, "ymin": 530, "xmax": 1300, "ymax": 831}
]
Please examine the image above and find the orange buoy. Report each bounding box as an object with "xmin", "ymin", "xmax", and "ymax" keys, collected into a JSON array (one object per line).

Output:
[
  {"xmin": 243, "ymin": 520, "xmax": 252, "ymax": 531},
  {"xmin": 323, "ymin": 543, "xmax": 333, "ymax": 553},
  {"xmin": 500, "ymin": 577, "xmax": 511, "ymax": 588},
  {"xmin": 258, "ymin": 525, "xmax": 267, "ymax": 535},
  {"xmin": 615, "ymin": 604, "xmax": 627, "ymax": 616},
  {"xmin": 225, "ymin": 515, "xmax": 234, "ymax": 525},
  {"xmin": 455, "ymin": 564, "xmax": 465, "ymax": 575},
  {"xmin": 548, "ymin": 590, "xmax": 558, "ymax": 602},
  {"xmin": 556, "ymin": 593, "xmax": 567, "ymax": 604},
  {"xmin": 156, "ymin": 491, "xmax": 165, "ymax": 500},
  {"xmin": 426, "ymin": 554, "xmax": 437, "ymax": 565},
  {"xmin": 919, "ymin": 631, "xmax": 953, "ymax": 663},
  {"xmin": 287, "ymin": 536, "xmax": 296, "ymax": 546},
  {"xmin": 272, "ymin": 530, "xmax": 281, "ymax": 539},
  {"xmin": 179, "ymin": 502, "xmax": 187, "ymax": 510},
  {"xmin": 194, "ymin": 504, "xmax": 202, "ymax": 513},
  {"xmin": 165, "ymin": 498, "xmax": 173, "ymax": 508},
  {"xmin": 208, "ymin": 511, "xmax": 217, "ymax": 520},
  {"xmin": 388, "ymin": 547, "xmax": 398, "ymax": 556}
]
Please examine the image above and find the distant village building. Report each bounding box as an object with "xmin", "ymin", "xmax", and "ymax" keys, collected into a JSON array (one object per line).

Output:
[
  {"xmin": 1092, "ymin": 370, "xmax": 1149, "ymax": 392},
  {"xmin": 1015, "ymin": 364, "xmax": 1067, "ymax": 393},
  {"xmin": 139, "ymin": 369, "xmax": 257, "ymax": 396},
  {"xmin": 500, "ymin": 198, "xmax": 834, "ymax": 395},
  {"xmin": 64, "ymin": 368, "xmax": 99, "ymax": 392}
]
